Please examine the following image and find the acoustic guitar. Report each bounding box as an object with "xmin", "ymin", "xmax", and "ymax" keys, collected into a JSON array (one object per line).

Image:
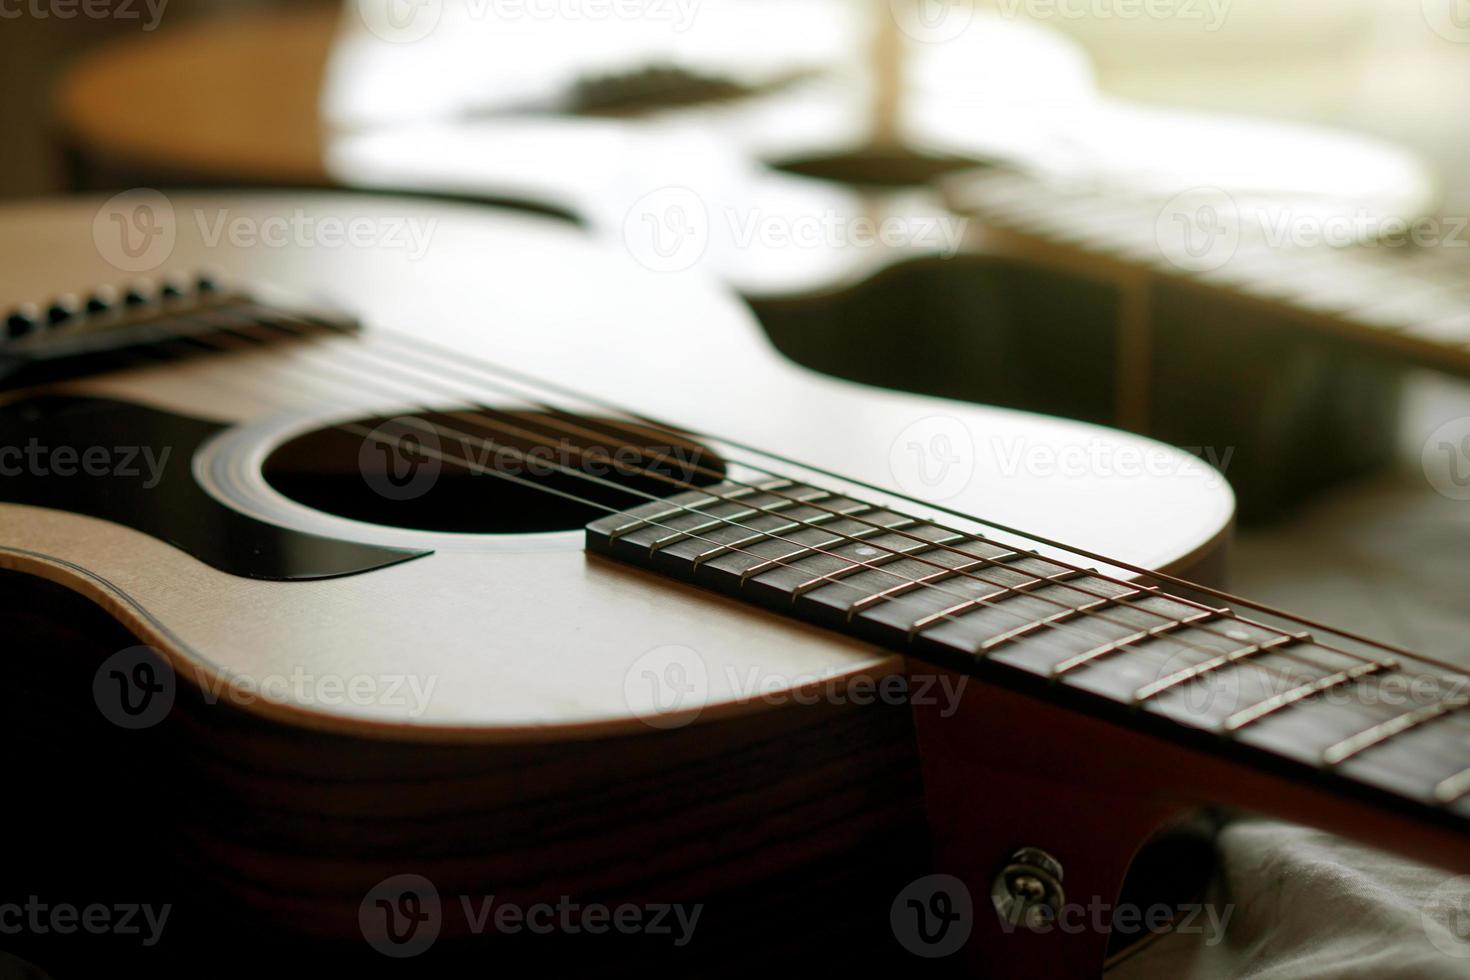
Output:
[
  {"xmin": 4, "ymin": 192, "xmax": 1470, "ymax": 978},
  {"xmin": 52, "ymin": 4, "xmax": 1441, "ymax": 519}
]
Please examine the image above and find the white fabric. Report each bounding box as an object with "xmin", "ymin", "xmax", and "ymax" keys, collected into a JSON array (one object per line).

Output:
[{"xmin": 1113, "ymin": 372, "xmax": 1470, "ymax": 977}]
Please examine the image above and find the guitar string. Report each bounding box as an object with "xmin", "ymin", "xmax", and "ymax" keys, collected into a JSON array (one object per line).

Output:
[
  {"xmin": 221, "ymin": 312, "xmax": 1433, "ymax": 694},
  {"xmin": 333, "ymin": 325, "xmax": 1419, "ymax": 684},
  {"xmin": 143, "ymin": 317, "xmax": 1463, "ymax": 743},
  {"xmin": 103, "ymin": 321, "xmax": 1470, "ymax": 781},
  {"xmin": 276, "ymin": 327, "xmax": 1470, "ymax": 751},
  {"xmin": 150, "ymin": 304, "xmax": 1435, "ymax": 705},
  {"xmin": 361, "ymin": 322, "xmax": 1470, "ymax": 684}
]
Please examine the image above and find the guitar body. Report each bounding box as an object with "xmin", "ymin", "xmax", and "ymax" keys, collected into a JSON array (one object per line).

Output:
[{"xmin": 0, "ymin": 194, "xmax": 1235, "ymax": 976}]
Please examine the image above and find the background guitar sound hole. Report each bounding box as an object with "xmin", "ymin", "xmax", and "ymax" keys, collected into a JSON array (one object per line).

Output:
[{"xmin": 263, "ymin": 410, "xmax": 728, "ymax": 534}]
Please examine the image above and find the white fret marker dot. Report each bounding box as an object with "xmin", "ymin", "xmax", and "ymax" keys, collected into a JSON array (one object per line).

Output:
[
  {"xmin": 855, "ymin": 547, "xmax": 879, "ymax": 557},
  {"xmin": 1227, "ymin": 629, "xmax": 1251, "ymax": 642}
]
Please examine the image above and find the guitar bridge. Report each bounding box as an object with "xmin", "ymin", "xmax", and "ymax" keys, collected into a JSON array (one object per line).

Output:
[{"xmin": 0, "ymin": 274, "xmax": 358, "ymax": 390}]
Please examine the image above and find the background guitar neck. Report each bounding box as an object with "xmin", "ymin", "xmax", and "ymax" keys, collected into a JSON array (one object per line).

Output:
[{"xmin": 953, "ymin": 169, "xmax": 1470, "ymax": 378}]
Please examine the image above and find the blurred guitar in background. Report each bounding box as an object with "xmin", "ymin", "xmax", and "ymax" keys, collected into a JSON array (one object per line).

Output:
[{"xmin": 51, "ymin": 1, "xmax": 1466, "ymax": 521}]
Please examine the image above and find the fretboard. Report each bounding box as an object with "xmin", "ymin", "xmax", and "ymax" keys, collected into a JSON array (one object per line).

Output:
[
  {"xmin": 587, "ymin": 479, "xmax": 1470, "ymax": 820},
  {"xmin": 951, "ymin": 170, "xmax": 1470, "ymax": 373}
]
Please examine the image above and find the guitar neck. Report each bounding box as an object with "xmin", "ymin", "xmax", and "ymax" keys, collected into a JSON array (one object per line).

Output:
[
  {"xmin": 587, "ymin": 477, "xmax": 1470, "ymax": 830},
  {"xmin": 954, "ymin": 170, "xmax": 1470, "ymax": 375}
]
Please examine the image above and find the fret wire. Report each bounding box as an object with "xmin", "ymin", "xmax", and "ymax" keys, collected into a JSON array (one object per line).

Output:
[
  {"xmin": 691, "ymin": 502, "xmax": 874, "ymax": 568},
  {"xmin": 978, "ymin": 592, "xmax": 1144, "ymax": 653},
  {"xmin": 605, "ymin": 478, "xmax": 792, "ymax": 541},
  {"xmin": 1052, "ymin": 608, "xmax": 1229, "ymax": 680},
  {"xmin": 906, "ymin": 568, "xmax": 1083, "ymax": 640},
  {"xmin": 1322, "ymin": 696, "xmax": 1470, "ymax": 767},
  {"xmin": 788, "ymin": 533, "xmax": 967, "ymax": 600},
  {"xmin": 844, "ymin": 556, "xmax": 1004, "ymax": 622},
  {"xmin": 738, "ymin": 518, "xmax": 916, "ymax": 584},
  {"xmin": 1222, "ymin": 660, "xmax": 1397, "ymax": 732},
  {"xmin": 645, "ymin": 488, "xmax": 832, "ymax": 554},
  {"xmin": 646, "ymin": 487, "xmax": 840, "ymax": 555},
  {"xmin": 199, "ymin": 324, "xmax": 1464, "ymax": 742},
  {"xmin": 1129, "ymin": 631, "xmax": 1305, "ymax": 702}
]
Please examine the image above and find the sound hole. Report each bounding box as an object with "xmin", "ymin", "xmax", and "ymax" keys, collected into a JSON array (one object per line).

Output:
[{"xmin": 262, "ymin": 410, "xmax": 728, "ymax": 534}]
